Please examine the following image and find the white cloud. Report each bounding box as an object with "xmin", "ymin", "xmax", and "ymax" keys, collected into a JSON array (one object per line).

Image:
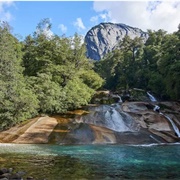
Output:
[
  {"xmin": 93, "ymin": 1, "xmax": 180, "ymax": 33},
  {"xmin": 42, "ymin": 28, "xmax": 53, "ymax": 39},
  {"xmin": 90, "ymin": 15, "xmax": 99, "ymax": 23},
  {"xmin": 58, "ymin": 24, "xmax": 67, "ymax": 33},
  {"xmin": 0, "ymin": 1, "xmax": 14, "ymax": 22},
  {"xmin": 36, "ymin": 22, "xmax": 54, "ymax": 39},
  {"xmin": 99, "ymin": 12, "xmax": 111, "ymax": 22},
  {"xmin": 73, "ymin": 17, "xmax": 86, "ymax": 31},
  {"xmin": 90, "ymin": 12, "xmax": 111, "ymax": 27},
  {"xmin": 71, "ymin": 34, "xmax": 85, "ymax": 49}
]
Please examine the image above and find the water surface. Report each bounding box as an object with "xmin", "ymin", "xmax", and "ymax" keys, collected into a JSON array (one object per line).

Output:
[{"xmin": 0, "ymin": 143, "xmax": 180, "ymax": 179}]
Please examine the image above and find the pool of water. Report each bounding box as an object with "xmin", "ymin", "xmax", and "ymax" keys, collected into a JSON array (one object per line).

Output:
[{"xmin": 0, "ymin": 143, "xmax": 180, "ymax": 179}]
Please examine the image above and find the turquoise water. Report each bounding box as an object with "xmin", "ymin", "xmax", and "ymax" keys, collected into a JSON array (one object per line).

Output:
[{"xmin": 0, "ymin": 143, "xmax": 180, "ymax": 179}]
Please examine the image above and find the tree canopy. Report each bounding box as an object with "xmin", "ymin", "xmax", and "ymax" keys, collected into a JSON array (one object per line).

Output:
[
  {"xmin": 0, "ymin": 19, "xmax": 179, "ymax": 130},
  {"xmin": 0, "ymin": 19, "xmax": 103, "ymax": 130},
  {"xmin": 94, "ymin": 27, "xmax": 180, "ymax": 100},
  {"xmin": 0, "ymin": 22, "xmax": 38, "ymax": 130}
]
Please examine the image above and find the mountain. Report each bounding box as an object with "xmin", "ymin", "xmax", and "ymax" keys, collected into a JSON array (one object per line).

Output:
[{"xmin": 85, "ymin": 22, "xmax": 148, "ymax": 60}]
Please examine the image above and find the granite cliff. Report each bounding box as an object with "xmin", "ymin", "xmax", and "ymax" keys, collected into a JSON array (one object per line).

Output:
[{"xmin": 85, "ymin": 22, "xmax": 148, "ymax": 60}]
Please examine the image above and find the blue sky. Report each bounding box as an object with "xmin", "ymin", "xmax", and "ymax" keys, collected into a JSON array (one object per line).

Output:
[
  {"xmin": 2, "ymin": 1, "xmax": 98, "ymax": 38},
  {"xmin": 0, "ymin": 1, "xmax": 180, "ymax": 39}
]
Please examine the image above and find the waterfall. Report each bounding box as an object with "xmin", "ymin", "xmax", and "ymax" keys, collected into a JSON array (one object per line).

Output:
[
  {"xmin": 153, "ymin": 105, "xmax": 180, "ymax": 138},
  {"xmin": 159, "ymin": 112, "xmax": 180, "ymax": 138},
  {"xmin": 147, "ymin": 92, "xmax": 157, "ymax": 102},
  {"xmin": 110, "ymin": 109, "xmax": 130, "ymax": 132},
  {"xmin": 117, "ymin": 95, "xmax": 123, "ymax": 103},
  {"xmin": 82, "ymin": 104, "xmax": 138, "ymax": 132},
  {"xmin": 153, "ymin": 105, "xmax": 160, "ymax": 112},
  {"xmin": 111, "ymin": 94, "xmax": 123, "ymax": 103},
  {"xmin": 104, "ymin": 108, "xmax": 130, "ymax": 132}
]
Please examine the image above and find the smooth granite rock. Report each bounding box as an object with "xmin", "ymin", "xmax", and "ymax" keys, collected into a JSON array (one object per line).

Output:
[{"xmin": 85, "ymin": 22, "xmax": 148, "ymax": 60}]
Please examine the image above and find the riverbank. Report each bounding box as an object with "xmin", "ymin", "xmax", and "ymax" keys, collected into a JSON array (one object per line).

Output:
[
  {"xmin": 0, "ymin": 167, "xmax": 34, "ymax": 180},
  {"xmin": 0, "ymin": 101, "xmax": 179, "ymax": 145}
]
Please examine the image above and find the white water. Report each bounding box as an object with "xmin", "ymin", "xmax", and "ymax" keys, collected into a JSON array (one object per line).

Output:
[
  {"xmin": 84, "ymin": 104, "xmax": 137, "ymax": 132},
  {"xmin": 149, "ymin": 135, "xmax": 162, "ymax": 143},
  {"xmin": 111, "ymin": 109, "xmax": 130, "ymax": 132},
  {"xmin": 104, "ymin": 108, "xmax": 130, "ymax": 132},
  {"xmin": 153, "ymin": 105, "xmax": 160, "ymax": 111},
  {"xmin": 153, "ymin": 105, "xmax": 180, "ymax": 138},
  {"xmin": 160, "ymin": 112, "xmax": 180, "ymax": 138},
  {"xmin": 117, "ymin": 95, "xmax": 123, "ymax": 103},
  {"xmin": 147, "ymin": 92, "xmax": 157, "ymax": 102},
  {"xmin": 111, "ymin": 94, "xmax": 123, "ymax": 103}
]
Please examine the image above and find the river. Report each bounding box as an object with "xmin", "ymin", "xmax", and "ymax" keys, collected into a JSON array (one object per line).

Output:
[{"xmin": 0, "ymin": 143, "xmax": 180, "ymax": 179}]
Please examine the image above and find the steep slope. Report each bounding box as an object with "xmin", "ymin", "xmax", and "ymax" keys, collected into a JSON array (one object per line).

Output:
[{"xmin": 85, "ymin": 22, "xmax": 148, "ymax": 60}]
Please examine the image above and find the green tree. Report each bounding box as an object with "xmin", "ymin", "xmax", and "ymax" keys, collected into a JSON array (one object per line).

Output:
[
  {"xmin": 157, "ymin": 29, "xmax": 180, "ymax": 99},
  {"xmin": 23, "ymin": 19, "xmax": 103, "ymax": 113},
  {"xmin": 94, "ymin": 36, "xmax": 144, "ymax": 90},
  {"xmin": 0, "ymin": 22, "xmax": 38, "ymax": 130},
  {"xmin": 94, "ymin": 49, "xmax": 122, "ymax": 89}
]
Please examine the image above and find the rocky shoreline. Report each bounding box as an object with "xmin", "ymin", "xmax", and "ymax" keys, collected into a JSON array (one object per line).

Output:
[
  {"xmin": 0, "ymin": 90, "xmax": 179, "ymax": 145},
  {"xmin": 0, "ymin": 167, "xmax": 34, "ymax": 180}
]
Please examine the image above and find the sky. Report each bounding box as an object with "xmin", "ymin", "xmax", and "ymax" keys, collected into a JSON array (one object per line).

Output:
[{"xmin": 0, "ymin": 1, "xmax": 180, "ymax": 39}]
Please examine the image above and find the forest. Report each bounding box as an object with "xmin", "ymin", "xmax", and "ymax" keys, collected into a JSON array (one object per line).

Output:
[
  {"xmin": 0, "ymin": 19, "xmax": 103, "ymax": 130},
  {"xmin": 94, "ymin": 26, "xmax": 180, "ymax": 100},
  {"xmin": 0, "ymin": 19, "xmax": 179, "ymax": 130}
]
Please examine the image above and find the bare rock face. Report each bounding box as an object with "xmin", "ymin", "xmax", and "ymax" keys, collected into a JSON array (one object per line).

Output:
[
  {"xmin": 85, "ymin": 22, "xmax": 148, "ymax": 60},
  {"xmin": 122, "ymin": 101, "xmax": 180, "ymax": 143},
  {"xmin": 0, "ymin": 102, "xmax": 179, "ymax": 145},
  {"xmin": 0, "ymin": 117, "xmax": 58, "ymax": 144},
  {"xmin": 13, "ymin": 117, "xmax": 58, "ymax": 143}
]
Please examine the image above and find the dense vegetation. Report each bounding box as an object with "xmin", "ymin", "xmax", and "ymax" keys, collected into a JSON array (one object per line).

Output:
[
  {"xmin": 0, "ymin": 19, "xmax": 179, "ymax": 130},
  {"xmin": 0, "ymin": 19, "xmax": 103, "ymax": 130},
  {"xmin": 94, "ymin": 26, "xmax": 180, "ymax": 100}
]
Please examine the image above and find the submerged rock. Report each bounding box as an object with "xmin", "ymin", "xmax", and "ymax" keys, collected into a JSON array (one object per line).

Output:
[{"xmin": 0, "ymin": 167, "xmax": 30, "ymax": 180}]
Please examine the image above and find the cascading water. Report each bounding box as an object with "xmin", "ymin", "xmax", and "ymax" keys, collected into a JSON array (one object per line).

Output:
[
  {"xmin": 153, "ymin": 105, "xmax": 160, "ymax": 112},
  {"xmin": 104, "ymin": 108, "xmax": 130, "ymax": 132},
  {"xmin": 153, "ymin": 105, "xmax": 180, "ymax": 138},
  {"xmin": 81, "ymin": 104, "xmax": 139, "ymax": 132},
  {"xmin": 147, "ymin": 92, "xmax": 157, "ymax": 102},
  {"xmin": 110, "ymin": 94, "xmax": 123, "ymax": 103},
  {"xmin": 160, "ymin": 112, "xmax": 180, "ymax": 138},
  {"xmin": 117, "ymin": 95, "xmax": 123, "ymax": 103}
]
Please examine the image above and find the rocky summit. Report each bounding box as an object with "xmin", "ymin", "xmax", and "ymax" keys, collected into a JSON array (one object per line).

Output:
[{"xmin": 85, "ymin": 22, "xmax": 148, "ymax": 60}]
